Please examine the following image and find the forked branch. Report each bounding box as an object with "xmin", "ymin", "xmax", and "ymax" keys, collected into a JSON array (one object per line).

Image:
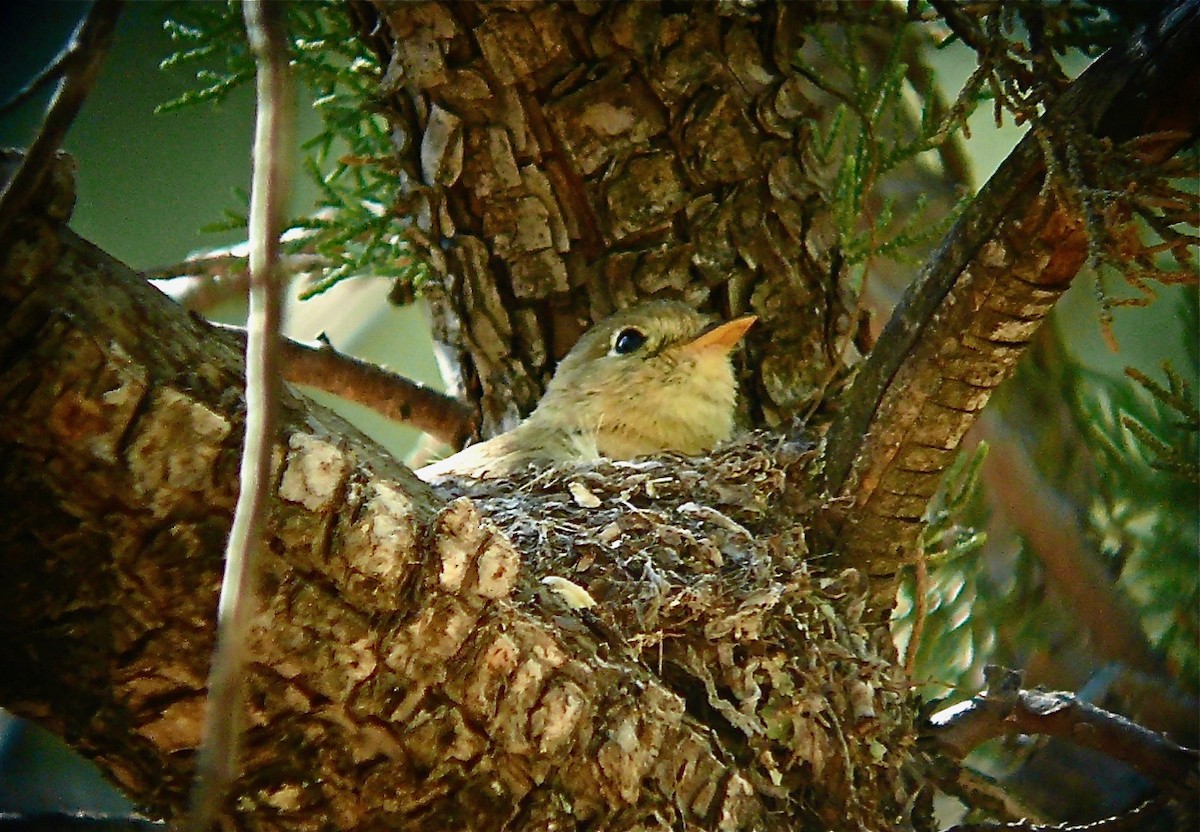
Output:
[{"xmin": 821, "ymin": 0, "xmax": 1200, "ymax": 592}]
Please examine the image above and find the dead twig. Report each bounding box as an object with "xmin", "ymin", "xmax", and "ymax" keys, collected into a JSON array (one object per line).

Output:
[
  {"xmin": 184, "ymin": 2, "xmax": 294, "ymax": 829},
  {"xmin": 923, "ymin": 667, "xmax": 1200, "ymax": 798}
]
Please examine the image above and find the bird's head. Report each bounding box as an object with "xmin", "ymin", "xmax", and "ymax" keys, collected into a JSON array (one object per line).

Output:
[{"xmin": 531, "ymin": 300, "xmax": 756, "ymax": 459}]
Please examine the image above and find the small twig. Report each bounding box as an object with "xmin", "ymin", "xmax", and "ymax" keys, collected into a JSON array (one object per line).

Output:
[
  {"xmin": 147, "ymin": 254, "xmax": 252, "ymax": 312},
  {"xmin": 147, "ymin": 252, "xmax": 328, "ymax": 313},
  {"xmin": 183, "ymin": 2, "xmax": 294, "ymax": 830},
  {"xmin": 903, "ymin": 554, "xmax": 928, "ymax": 676},
  {"xmin": 946, "ymin": 797, "xmax": 1169, "ymax": 832},
  {"xmin": 144, "ymin": 232, "xmax": 331, "ymax": 314},
  {"xmin": 210, "ymin": 321, "xmax": 476, "ymax": 449},
  {"xmin": 0, "ymin": 0, "xmax": 122, "ymax": 250},
  {"xmin": 924, "ymin": 667, "xmax": 1200, "ymax": 797},
  {"xmin": 0, "ymin": 47, "xmax": 74, "ymax": 119}
]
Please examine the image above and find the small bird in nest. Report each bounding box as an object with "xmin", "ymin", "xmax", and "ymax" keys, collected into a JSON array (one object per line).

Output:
[{"xmin": 417, "ymin": 300, "xmax": 757, "ymax": 482}]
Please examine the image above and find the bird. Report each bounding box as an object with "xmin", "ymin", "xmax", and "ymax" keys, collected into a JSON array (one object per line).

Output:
[{"xmin": 417, "ymin": 300, "xmax": 756, "ymax": 481}]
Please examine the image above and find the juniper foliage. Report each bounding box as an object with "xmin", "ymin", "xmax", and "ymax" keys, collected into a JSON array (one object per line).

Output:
[{"xmin": 159, "ymin": 0, "xmax": 427, "ymax": 300}]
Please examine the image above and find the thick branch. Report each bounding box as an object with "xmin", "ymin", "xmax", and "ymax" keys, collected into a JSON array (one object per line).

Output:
[
  {"xmin": 0, "ymin": 225, "xmax": 764, "ymax": 828},
  {"xmin": 0, "ymin": 156, "xmax": 908, "ymax": 830},
  {"xmin": 821, "ymin": 0, "xmax": 1200, "ymax": 584}
]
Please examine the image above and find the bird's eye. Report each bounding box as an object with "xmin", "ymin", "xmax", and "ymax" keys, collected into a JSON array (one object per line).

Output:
[{"xmin": 612, "ymin": 327, "xmax": 647, "ymax": 355}]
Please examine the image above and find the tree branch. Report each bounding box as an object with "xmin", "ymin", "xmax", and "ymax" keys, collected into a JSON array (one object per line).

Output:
[
  {"xmin": 209, "ymin": 322, "xmax": 476, "ymax": 449},
  {"xmin": 146, "ymin": 251, "xmax": 254, "ymax": 312},
  {"xmin": 0, "ymin": 159, "xmax": 909, "ymax": 829},
  {"xmin": 821, "ymin": 0, "xmax": 1200, "ymax": 590},
  {"xmin": 923, "ymin": 668, "xmax": 1200, "ymax": 797},
  {"xmin": 0, "ymin": 0, "xmax": 121, "ymax": 250}
]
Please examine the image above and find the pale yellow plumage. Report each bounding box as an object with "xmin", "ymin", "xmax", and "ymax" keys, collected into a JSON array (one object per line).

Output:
[{"xmin": 417, "ymin": 300, "xmax": 755, "ymax": 482}]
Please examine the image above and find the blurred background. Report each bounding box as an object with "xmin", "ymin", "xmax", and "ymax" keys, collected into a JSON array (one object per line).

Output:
[{"xmin": 0, "ymin": 0, "xmax": 1194, "ymax": 818}]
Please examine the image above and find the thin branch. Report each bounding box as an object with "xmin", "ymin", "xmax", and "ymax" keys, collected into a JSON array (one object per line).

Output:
[
  {"xmin": 148, "ymin": 253, "xmax": 255, "ymax": 312},
  {"xmin": 210, "ymin": 321, "xmax": 476, "ymax": 449},
  {"xmin": 923, "ymin": 668, "xmax": 1200, "ymax": 797},
  {"xmin": 0, "ymin": 0, "xmax": 122, "ymax": 251},
  {"xmin": 147, "ymin": 251, "xmax": 326, "ymax": 313},
  {"xmin": 0, "ymin": 45, "xmax": 76, "ymax": 119},
  {"xmin": 184, "ymin": 2, "xmax": 294, "ymax": 830},
  {"xmin": 144, "ymin": 232, "xmax": 330, "ymax": 314}
]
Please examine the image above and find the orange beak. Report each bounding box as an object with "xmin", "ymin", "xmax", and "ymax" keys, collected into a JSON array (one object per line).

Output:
[{"xmin": 683, "ymin": 315, "xmax": 757, "ymax": 354}]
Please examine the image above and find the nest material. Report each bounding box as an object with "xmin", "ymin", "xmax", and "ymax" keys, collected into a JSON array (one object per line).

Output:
[{"xmin": 438, "ymin": 433, "xmax": 920, "ymax": 828}]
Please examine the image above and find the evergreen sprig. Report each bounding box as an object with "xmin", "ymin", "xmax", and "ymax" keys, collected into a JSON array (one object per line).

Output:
[
  {"xmin": 894, "ymin": 442, "xmax": 991, "ymax": 699},
  {"xmin": 795, "ymin": 24, "xmax": 968, "ymax": 288},
  {"xmin": 1078, "ymin": 307, "xmax": 1200, "ymax": 688},
  {"xmin": 931, "ymin": 1, "xmax": 1199, "ymax": 344},
  {"xmin": 158, "ymin": 0, "xmax": 427, "ymax": 301}
]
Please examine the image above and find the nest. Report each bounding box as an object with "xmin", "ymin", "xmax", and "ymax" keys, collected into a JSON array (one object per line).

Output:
[{"xmin": 437, "ymin": 432, "xmax": 919, "ymax": 828}]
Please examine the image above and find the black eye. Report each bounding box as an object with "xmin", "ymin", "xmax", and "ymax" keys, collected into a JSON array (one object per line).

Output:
[{"xmin": 612, "ymin": 327, "xmax": 647, "ymax": 355}]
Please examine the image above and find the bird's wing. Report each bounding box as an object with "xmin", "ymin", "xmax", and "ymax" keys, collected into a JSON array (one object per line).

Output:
[{"xmin": 415, "ymin": 422, "xmax": 599, "ymax": 482}]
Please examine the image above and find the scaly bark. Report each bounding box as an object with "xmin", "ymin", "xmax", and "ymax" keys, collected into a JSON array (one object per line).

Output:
[{"xmin": 820, "ymin": 0, "xmax": 1200, "ymax": 593}]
